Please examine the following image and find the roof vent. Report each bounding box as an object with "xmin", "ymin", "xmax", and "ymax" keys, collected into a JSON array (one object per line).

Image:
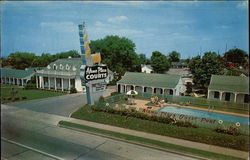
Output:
[{"xmin": 68, "ymin": 56, "xmax": 72, "ymax": 59}]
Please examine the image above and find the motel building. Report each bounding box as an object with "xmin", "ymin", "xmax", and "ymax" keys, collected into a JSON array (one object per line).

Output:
[
  {"xmin": 117, "ymin": 72, "xmax": 186, "ymax": 96},
  {"xmin": 35, "ymin": 57, "xmax": 114, "ymax": 92},
  {"xmin": 207, "ymin": 75, "xmax": 249, "ymax": 104},
  {"xmin": 141, "ymin": 64, "xmax": 153, "ymax": 73},
  {"xmin": 1, "ymin": 68, "xmax": 36, "ymax": 86}
]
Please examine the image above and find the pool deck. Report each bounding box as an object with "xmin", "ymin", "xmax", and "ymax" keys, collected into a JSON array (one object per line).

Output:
[
  {"xmin": 130, "ymin": 99, "xmax": 249, "ymax": 118},
  {"xmin": 167, "ymin": 103, "xmax": 249, "ymax": 118}
]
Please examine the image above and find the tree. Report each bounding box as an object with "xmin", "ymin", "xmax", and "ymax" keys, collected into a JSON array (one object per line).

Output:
[
  {"xmin": 90, "ymin": 35, "xmax": 141, "ymax": 78},
  {"xmin": 6, "ymin": 52, "xmax": 36, "ymax": 69},
  {"xmin": 0, "ymin": 57, "xmax": 8, "ymax": 67},
  {"xmin": 168, "ymin": 51, "xmax": 180, "ymax": 62},
  {"xmin": 138, "ymin": 54, "xmax": 150, "ymax": 64},
  {"xmin": 185, "ymin": 82, "xmax": 192, "ymax": 95},
  {"xmin": 151, "ymin": 51, "xmax": 170, "ymax": 73},
  {"xmin": 189, "ymin": 52, "xmax": 224, "ymax": 91},
  {"xmin": 223, "ymin": 48, "xmax": 248, "ymax": 67}
]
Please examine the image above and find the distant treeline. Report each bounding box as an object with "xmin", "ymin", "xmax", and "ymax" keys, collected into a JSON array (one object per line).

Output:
[{"xmin": 1, "ymin": 50, "xmax": 80, "ymax": 69}]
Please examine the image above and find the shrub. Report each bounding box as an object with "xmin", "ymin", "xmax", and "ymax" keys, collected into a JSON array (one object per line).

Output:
[
  {"xmin": 24, "ymin": 83, "xmax": 36, "ymax": 90},
  {"xmin": 7, "ymin": 97, "xmax": 12, "ymax": 100},
  {"xmin": 99, "ymin": 96, "xmax": 105, "ymax": 102},
  {"xmin": 22, "ymin": 96, "xmax": 27, "ymax": 100},
  {"xmin": 14, "ymin": 97, "xmax": 20, "ymax": 101},
  {"xmin": 91, "ymin": 106, "xmax": 197, "ymax": 128},
  {"xmin": 108, "ymin": 79, "xmax": 117, "ymax": 86},
  {"xmin": 215, "ymin": 126, "xmax": 240, "ymax": 136},
  {"xmin": 110, "ymin": 92, "xmax": 120, "ymax": 96},
  {"xmin": 70, "ymin": 87, "xmax": 77, "ymax": 94}
]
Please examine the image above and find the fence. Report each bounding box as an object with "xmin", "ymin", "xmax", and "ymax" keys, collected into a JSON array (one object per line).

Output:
[
  {"xmin": 97, "ymin": 92, "xmax": 249, "ymax": 111},
  {"xmin": 134, "ymin": 92, "xmax": 249, "ymax": 112}
]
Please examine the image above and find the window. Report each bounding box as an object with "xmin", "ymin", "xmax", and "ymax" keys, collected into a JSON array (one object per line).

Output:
[
  {"xmin": 225, "ymin": 93, "xmax": 231, "ymax": 101},
  {"xmin": 169, "ymin": 90, "xmax": 173, "ymax": 95},
  {"xmin": 244, "ymin": 94, "xmax": 249, "ymax": 103},
  {"xmin": 47, "ymin": 65, "xmax": 51, "ymax": 69},
  {"xmin": 144, "ymin": 87, "xmax": 147, "ymax": 92},
  {"xmin": 53, "ymin": 64, "xmax": 57, "ymax": 70},
  {"xmin": 60, "ymin": 64, "xmax": 64, "ymax": 70},
  {"xmin": 66, "ymin": 64, "xmax": 70, "ymax": 70},
  {"xmin": 154, "ymin": 88, "xmax": 156, "ymax": 93},
  {"xmin": 214, "ymin": 91, "xmax": 219, "ymax": 98}
]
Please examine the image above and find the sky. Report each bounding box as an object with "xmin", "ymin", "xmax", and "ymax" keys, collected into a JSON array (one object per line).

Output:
[{"xmin": 1, "ymin": 1, "xmax": 249, "ymax": 59}]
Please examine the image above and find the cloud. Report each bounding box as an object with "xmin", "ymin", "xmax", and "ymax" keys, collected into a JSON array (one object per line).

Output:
[
  {"xmin": 40, "ymin": 21, "xmax": 77, "ymax": 33},
  {"xmin": 236, "ymin": 1, "xmax": 248, "ymax": 9},
  {"xmin": 107, "ymin": 16, "xmax": 128, "ymax": 23},
  {"xmin": 95, "ymin": 21, "xmax": 106, "ymax": 27},
  {"xmin": 88, "ymin": 23, "xmax": 154, "ymax": 40}
]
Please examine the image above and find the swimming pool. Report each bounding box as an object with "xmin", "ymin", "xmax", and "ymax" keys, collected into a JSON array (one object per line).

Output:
[{"xmin": 159, "ymin": 106, "xmax": 249, "ymax": 125}]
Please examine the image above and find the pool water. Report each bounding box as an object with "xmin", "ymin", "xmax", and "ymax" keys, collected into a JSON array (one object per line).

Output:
[{"xmin": 159, "ymin": 106, "xmax": 249, "ymax": 125}]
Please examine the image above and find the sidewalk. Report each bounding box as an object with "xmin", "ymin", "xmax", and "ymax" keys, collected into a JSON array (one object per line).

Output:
[{"xmin": 67, "ymin": 117, "xmax": 249, "ymax": 159}]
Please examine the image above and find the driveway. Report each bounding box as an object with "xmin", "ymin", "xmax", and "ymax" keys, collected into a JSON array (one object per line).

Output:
[{"xmin": 8, "ymin": 93, "xmax": 87, "ymax": 117}]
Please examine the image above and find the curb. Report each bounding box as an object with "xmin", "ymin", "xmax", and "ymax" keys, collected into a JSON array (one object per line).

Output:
[{"xmin": 58, "ymin": 124, "xmax": 209, "ymax": 160}]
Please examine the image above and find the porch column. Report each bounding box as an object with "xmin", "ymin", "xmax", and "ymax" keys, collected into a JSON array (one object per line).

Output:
[
  {"xmin": 9, "ymin": 78, "xmax": 11, "ymax": 84},
  {"xmin": 42, "ymin": 77, "xmax": 44, "ymax": 89},
  {"xmin": 173, "ymin": 89, "xmax": 176, "ymax": 96},
  {"xmin": 234, "ymin": 93, "xmax": 237, "ymax": 103},
  {"xmin": 39, "ymin": 76, "xmax": 41, "ymax": 88},
  {"xmin": 36, "ymin": 76, "xmax": 38, "ymax": 88},
  {"xmin": 219, "ymin": 92, "xmax": 223, "ymax": 101},
  {"xmin": 152, "ymin": 87, "xmax": 154, "ymax": 94},
  {"xmin": 5, "ymin": 77, "xmax": 7, "ymax": 84},
  {"xmin": 133, "ymin": 85, "xmax": 135, "ymax": 91},
  {"xmin": 68, "ymin": 78, "xmax": 71, "ymax": 90},
  {"xmin": 124, "ymin": 84, "xmax": 127, "ymax": 92},
  {"xmin": 61, "ymin": 78, "xmax": 64, "ymax": 91},
  {"xmin": 21, "ymin": 79, "xmax": 24, "ymax": 86},
  {"xmin": 207, "ymin": 90, "xmax": 210, "ymax": 99},
  {"xmin": 13, "ymin": 78, "xmax": 15, "ymax": 85},
  {"xmin": 48, "ymin": 77, "xmax": 51, "ymax": 89},
  {"xmin": 162, "ymin": 88, "xmax": 164, "ymax": 94},
  {"xmin": 54, "ymin": 78, "xmax": 57, "ymax": 90},
  {"xmin": 142, "ymin": 86, "xmax": 145, "ymax": 93}
]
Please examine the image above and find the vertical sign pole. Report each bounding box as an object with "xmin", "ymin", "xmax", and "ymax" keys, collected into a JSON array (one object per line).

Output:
[
  {"xmin": 79, "ymin": 22, "xmax": 107, "ymax": 105},
  {"xmin": 79, "ymin": 23, "xmax": 93, "ymax": 105}
]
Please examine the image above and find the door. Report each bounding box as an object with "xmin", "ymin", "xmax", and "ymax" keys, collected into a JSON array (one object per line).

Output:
[{"xmin": 225, "ymin": 93, "xmax": 231, "ymax": 101}]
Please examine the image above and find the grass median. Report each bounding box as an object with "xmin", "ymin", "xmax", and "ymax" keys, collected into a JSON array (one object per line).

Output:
[
  {"xmin": 59, "ymin": 120, "xmax": 244, "ymax": 160},
  {"xmin": 71, "ymin": 105, "xmax": 249, "ymax": 151}
]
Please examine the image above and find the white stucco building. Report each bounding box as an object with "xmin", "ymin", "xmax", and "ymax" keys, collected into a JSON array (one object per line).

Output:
[
  {"xmin": 117, "ymin": 72, "xmax": 186, "ymax": 96},
  {"xmin": 1, "ymin": 68, "xmax": 36, "ymax": 86},
  {"xmin": 35, "ymin": 58, "xmax": 114, "ymax": 92},
  {"xmin": 141, "ymin": 64, "xmax": 153, "ymax": 73},
  {"xmin": 207, "ymin": 75, "xmax": 249, "ymax": 104}
]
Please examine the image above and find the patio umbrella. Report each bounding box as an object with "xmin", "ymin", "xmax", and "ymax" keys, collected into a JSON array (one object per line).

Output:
[
  {"xmin": 126, "ymin": 90, "xmax": 138, "ymax": 96},
  {"xmin": 126, "ymin": 90, "xmax": 138, "ymax": 105}
]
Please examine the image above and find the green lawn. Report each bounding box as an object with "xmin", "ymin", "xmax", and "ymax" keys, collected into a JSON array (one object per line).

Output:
[
  {"xmin": 59, "ymin": 121, "xmax": 245, "ymax": 160},
  {"xmin": 1, "ymin": 84, "xmax": 66, "ymax": 103},
  {"xmin": 71, "ymin": 105, "xmax": 249, "ymax": 151}
]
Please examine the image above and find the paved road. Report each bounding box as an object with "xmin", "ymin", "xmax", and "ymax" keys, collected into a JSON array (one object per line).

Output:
[
  {"xmin": 1, "ymin": 140, "xmax": 56, "ymax": 160},
  {"xmin": 8, "ymin": 93, "xmax": 86, "ymax": 117},
  {"xmin": 1, "ymin": 105, "xmax": 200, "ymax": 160}
]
